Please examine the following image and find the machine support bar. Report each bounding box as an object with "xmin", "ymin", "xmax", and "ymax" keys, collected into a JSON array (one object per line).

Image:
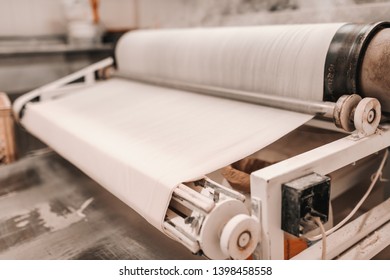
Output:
[{"xmin": 117, "ymin": 72, "xmax": 381, "ymax": 135}]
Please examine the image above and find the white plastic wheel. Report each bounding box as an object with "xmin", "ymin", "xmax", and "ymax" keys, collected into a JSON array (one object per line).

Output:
[
  {"xmin": 333, "ymin": 94, "xmax": 361, "ymax": 132},
  {"xmin": 354, "ymin": 97, "xmax": 381, "ymax": 136},
  {"xmin": 220, "ymin": 214, "xmax": 260, "ymax": 260},
  {"xmin": 199, "ymin": 199, "xmax": 248, "ymax": 259}
]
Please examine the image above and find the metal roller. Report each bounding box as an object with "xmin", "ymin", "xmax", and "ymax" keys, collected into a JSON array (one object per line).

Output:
[
  {"xmin": 164, "ymin": 177, "xmax": 260, "ymax": 260},
  {"xmin": 324, "ymin": 22, "xmax": 390, "ymax": 113},
  {"xmin": 114, "ymin": 22, "xmax": 390, "ymax": 136}
]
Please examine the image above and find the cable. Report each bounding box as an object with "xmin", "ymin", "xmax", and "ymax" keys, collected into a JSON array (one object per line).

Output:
[
  {"xmin": 313, "ymin": 217, "xmax": 327, "ymax": 260},
  {"xmin": 306, "ymin": 148, "xmax": 389, "ymax": 242}
]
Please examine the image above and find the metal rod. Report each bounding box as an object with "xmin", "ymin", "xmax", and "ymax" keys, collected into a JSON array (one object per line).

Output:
[
  {"xmin": 172, "ymin": 184, "xmax": 215, "ymax": 214},
  {"xmin": 194, "ymin": 177, "xmax": 246, "ymax": 202},
  {"xmin": 163, "ymin": 221, "xmax": 200, "ymax": 253},
  {"xmin": 171, "ymin": 195, "xmax": 209, "ymax": 215},
  {"xmin": 116, "ymin": 72, "xmax": 336, "ymax": 119}
]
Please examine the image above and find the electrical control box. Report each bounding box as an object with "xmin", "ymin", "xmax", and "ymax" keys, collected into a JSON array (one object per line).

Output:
[{"xmin": 282, "ymin": 173, "xmax": 331, "ymax": 237}]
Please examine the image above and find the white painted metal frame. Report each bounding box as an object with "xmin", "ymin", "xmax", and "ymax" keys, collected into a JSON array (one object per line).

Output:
[
  {"xmin": 13, "ymin": 57, "xmax": 114, "ymax": 121},
  {"xmin": 337, "ymin": 221, "xmax": 390, "ymax": 259},
  {"xmin": 250, "ymin": 125, "xmax": 390, "ymax": 259},
  {"xmin": 293, "ymin": 198, "xmax": 390, "ymax": 259}
]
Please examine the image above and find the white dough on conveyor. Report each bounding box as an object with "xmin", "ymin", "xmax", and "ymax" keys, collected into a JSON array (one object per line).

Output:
[{"xmin": 21, "ymin": 78, "xmax": 312, "ymax": 230}]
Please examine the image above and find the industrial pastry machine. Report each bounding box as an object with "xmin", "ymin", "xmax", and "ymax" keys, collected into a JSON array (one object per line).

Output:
[{"xmin": 10, "ymin": 22, "xmax": 390, "ymax": 260}]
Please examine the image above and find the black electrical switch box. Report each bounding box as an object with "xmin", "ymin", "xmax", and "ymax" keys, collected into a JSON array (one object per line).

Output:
[{"xmin": 282, "ymin": 173, "xmax": 331, "ymax": 237}]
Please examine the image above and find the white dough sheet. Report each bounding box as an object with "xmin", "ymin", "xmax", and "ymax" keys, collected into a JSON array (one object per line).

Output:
[{"xmin": 21, "ymin": 78, "xmax": 313, "ymax": 231}]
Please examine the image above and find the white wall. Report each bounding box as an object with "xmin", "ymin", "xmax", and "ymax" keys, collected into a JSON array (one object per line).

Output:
[
  {"xmin": 0, "ymin": 0, "xmax": 137, "ymax": 37},
  {"xmin": 100, "ymin": 0, "xmax": 137, "ymax": 31},
  {"xmin": 0, "ymin": 0, "xmax": 66, "ymax": 36}
]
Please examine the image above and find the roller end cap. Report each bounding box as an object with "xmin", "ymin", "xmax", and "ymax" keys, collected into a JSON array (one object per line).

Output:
[
  {"xmin": 354, "ymin": 97, "xmax": 381, "ymax": 137},
  {"xmin": 220, "ymin": 214, "xmax": 260, "ymax": 260},
  {"xmin": 334, "ymin": 94, "xmax": 362, "ymax": 132}
]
